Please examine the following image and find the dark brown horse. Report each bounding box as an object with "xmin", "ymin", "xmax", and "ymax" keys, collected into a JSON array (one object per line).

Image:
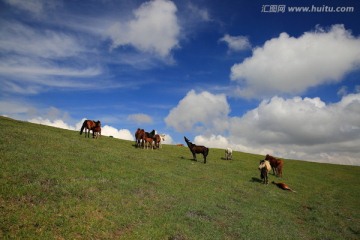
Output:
[
  {"xmin": 135, "ymin": 128, "xmax": 145, "ymax": 148},
  {"xmin": 153, "ymin": 134, "xmax": 161, "ymax": 149},
  {"xmin": 184, "ymin": 136, "xmax": 209, "ymax": 164},
  {"xmin": 265, "ymin": 154, "xmax": 284, "ymax": 177},
  {"xmin": 80, "ymin": 120, "xmax": 101, "ymax": 138}
]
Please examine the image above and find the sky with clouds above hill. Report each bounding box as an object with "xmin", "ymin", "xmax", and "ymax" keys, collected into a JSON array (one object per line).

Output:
[{"xmin": 1, "ymin": 0, "xmax": 360, "ymax": 165}]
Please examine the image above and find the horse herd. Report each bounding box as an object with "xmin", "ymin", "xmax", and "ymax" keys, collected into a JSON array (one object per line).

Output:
[
  {"xmin": 80, "ymin": 120, "xmax": 292, "ymax": 191},
  {"xmin": 134, "ymin": 128, "xmax": 165, "ymax": 150},
  {"xmin": 79, "ymin": 120, "xmax": 166, "ymax": 149}
]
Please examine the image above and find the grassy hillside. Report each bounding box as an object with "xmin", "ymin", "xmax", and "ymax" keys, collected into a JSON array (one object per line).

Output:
[{"xmin": 0, "ymin": 116, "xmax": 359, "ymax": 239}]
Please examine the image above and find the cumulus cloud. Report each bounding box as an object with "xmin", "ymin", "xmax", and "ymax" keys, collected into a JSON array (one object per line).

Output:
[
  {"xmin": 107, "ymin": 0, "xmax": 180, "ymax": 58},
  {"xmin": 127, "ymin": 113, "xmax": 153, "ymax": 124},
  {"xmin": 165, "ymin": 90, "xmax": 230, "ymax": 133},
  {"xmin": 29, "ymin": 117, "xmax": 76, "ymax": 130},
  {"xmin": 230, "ymin": 24, "xmax": 360, "ymax": 98},
  {"xmin": 194, "ymin": 134, "xmax": 229, "ymax": 148},
  {"xmin": 219, "ymin": 34, "xmax": 251, "ymax": 52},
  {"xmin": 101, "ymin": 125, "xmax": 134, "ymax": 141},
  {"xmin": 229, "ymin": 95, "xmax": 360, "ymax": 146}
]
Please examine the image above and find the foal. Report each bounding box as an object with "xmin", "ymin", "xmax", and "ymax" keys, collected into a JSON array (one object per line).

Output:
[
  {"xmin": 144, "ymin": 137, "xmax": 154, "ymax": 150},
  {"xmin": 258, "ymin": 160, "xmax": 271, "ymax": 184}
]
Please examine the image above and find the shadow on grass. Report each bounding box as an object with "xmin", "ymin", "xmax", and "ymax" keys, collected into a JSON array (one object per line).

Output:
[
  {"xmin": 180, "ymin": 156, "xmax": 203, "ymax": 163},
  {"xmin": 250, "ymin": 177, "xmax": 263, "ymax": 183}
]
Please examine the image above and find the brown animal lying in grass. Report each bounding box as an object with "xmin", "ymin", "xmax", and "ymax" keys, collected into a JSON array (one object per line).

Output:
[{"xmin": 272, "ymin": 181, "xmax": 296, "ymax": 192}]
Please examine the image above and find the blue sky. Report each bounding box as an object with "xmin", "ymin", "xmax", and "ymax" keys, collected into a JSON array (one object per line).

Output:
[{"xmin": 1, "ymin": 0, "xmax": 360, "ymax": 165}]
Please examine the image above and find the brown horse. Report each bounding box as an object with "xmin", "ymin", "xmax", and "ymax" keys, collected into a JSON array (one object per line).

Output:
[
  {"xmin": 272, "ymin": 181, "xmax": 296, "ymax": 192},
  {"xmin": 153, "ymin": 134, "xmax": 165, "ymax": 149},
  {"xmin": 144, "ymin": 137, "xmax": 154, "ymax": 150},
  {"xmin": 184, "ymin": 136, "xmax": 209, "ymax": 164},
  {"xmin": 265, "ymin": 154, "xmax": 284, "ymax": 177},
  {"xmin": 80, "ymin": 120, "xmax": 101, "ymax": 138},
  {"xmin": 135, "ymin": 128, "xmax": 145, "ymax": 148}
]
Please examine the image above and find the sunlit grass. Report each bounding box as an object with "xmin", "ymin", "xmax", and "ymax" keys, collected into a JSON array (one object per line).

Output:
[{"xmin": 0, "ymin": 116, "xmax": 359, "ymax": 239}]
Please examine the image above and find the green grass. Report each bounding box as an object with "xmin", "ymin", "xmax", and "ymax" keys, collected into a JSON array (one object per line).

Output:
[{"xmin": 0, "ymin": 116, "xmax": 359, "ymax": 239}]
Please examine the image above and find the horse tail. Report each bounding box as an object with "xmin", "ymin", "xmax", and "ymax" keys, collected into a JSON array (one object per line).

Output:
[{"xmin": 80, "ymin": 120, "xmax": 86, "ymax": 135}]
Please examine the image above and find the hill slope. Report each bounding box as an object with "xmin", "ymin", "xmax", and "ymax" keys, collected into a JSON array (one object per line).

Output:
[{"xmin": 0, "ymin": 116, "xmax": 359, "ymax": 239}]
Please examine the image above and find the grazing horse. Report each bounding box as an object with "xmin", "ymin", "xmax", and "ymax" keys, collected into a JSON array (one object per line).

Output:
[
  {"xmin": 225, "ymin": 148, "xmax": 233, "ymax": 160},
  {"xmin": 135, "ymin": 128, "xmax": 145, "ymax": 148},
  {"xmin": 184, "ymin": 136, "xmax": 209, "ymax": 164},
  {"xmin": 258, "ymin": 160, "xmax": 271, "ymax": 184},
  {"xmin": 265, "ymin": 154, "xmax": 284, "ymax": 177},
  {"xmin": 272, "ymin": 181, "xmax": 296, "ymax": 192},
  {"xmin": 80, "ymin": 120, "xmax": 100, "ymax": 138}
]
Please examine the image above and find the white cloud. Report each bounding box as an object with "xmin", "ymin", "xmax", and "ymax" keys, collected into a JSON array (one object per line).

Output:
[
  {"xmin": 230, "ymin": 25, "xmax": 360, "ymax": 98},
  {"xmin": 127, "ymin": 113, "xmax": 153, "ymax": 124},
  {"xmin": 219, "ymin": 34, "xmax": 251, "ymax": 52},
  {"xmin": 165, "ymin": 90, "xmax": 230, "ymax": 133},
  {"xmin": 29, "ymin": 117, "xmax": 76, "ymax": 130},
  {"xmin": 194, "ymin": 134, "xmax": 229, "ymax": 148},
  {"xmin": 107, "ymin": 0, "xmax": 180, "ymax": 58},
  {"xmin": 101, "ymin": 125, "xmax": 134, "ymax": 141}
]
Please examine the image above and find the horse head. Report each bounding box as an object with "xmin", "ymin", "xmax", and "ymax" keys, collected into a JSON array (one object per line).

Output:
[
  {"xmin": 184, "ymin": 136, "xmax": 192, "ymax": 147},
  {"xmin": 259, "ymin": 160, "xmax": 271, "ymax": 172}
]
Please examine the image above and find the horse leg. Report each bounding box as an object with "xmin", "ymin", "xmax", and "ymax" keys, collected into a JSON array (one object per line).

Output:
[
  {"xmin": 265, "ymin": 172, "xmax": 268, "ymax": 184},
  {"xmin": 203, "ymin": 154, "xmax": 206, "ymax": 164},
  {"xmin": 192, "ymin": 152, "xmax": 197, "ymax": 161}
]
